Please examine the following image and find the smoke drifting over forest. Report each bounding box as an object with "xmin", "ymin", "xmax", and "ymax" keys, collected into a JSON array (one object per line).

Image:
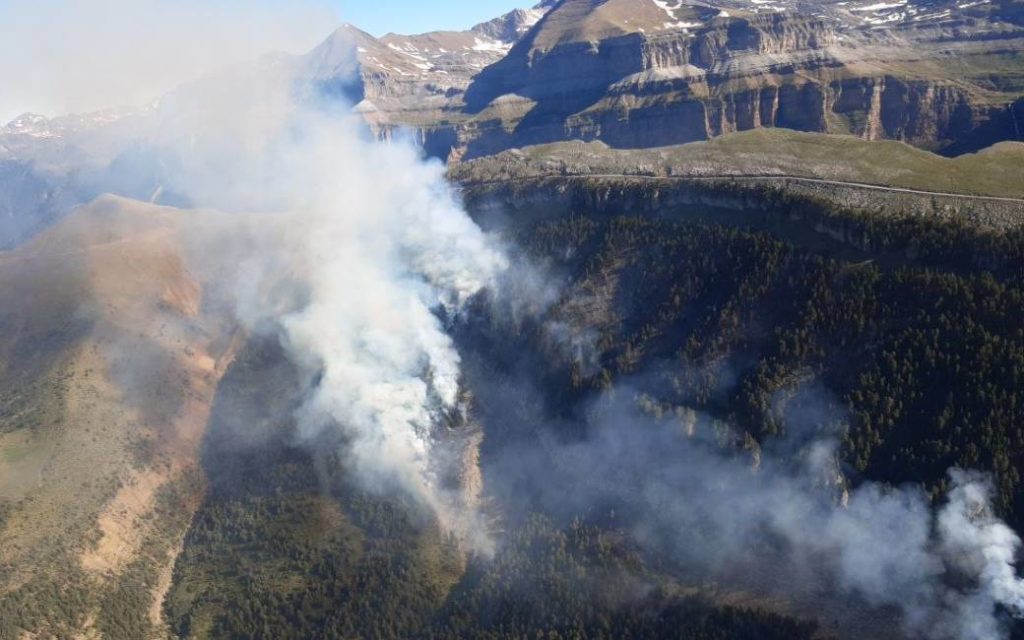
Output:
[
  {"xmin": 466, "ymin": 366, "xmax": 1024, "ymax": 639},
  {"xmin": 9, "ymin": 8, "xmax": 1024, "ymax": 638},
  {"xmin": 133, "ymin": 62, "xmax": 510, "ymax": 551}
]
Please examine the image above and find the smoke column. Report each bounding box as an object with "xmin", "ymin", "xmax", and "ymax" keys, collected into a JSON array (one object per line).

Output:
[
  {"xmin": 117, "ymin": 55, "xmax": 510, "ymax": 551},
  {"xmin": 265, "ymin": 113, "xmax": 508, "ymax": 550}
]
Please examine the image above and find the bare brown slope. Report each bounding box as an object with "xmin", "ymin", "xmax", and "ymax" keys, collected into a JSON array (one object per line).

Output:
[{"xmin": 0, "ymin": 195, "xmax": 239, "ymax": 639}]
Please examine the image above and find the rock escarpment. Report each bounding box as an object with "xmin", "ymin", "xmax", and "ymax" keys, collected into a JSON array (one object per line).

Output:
[
  {"xmin": 2, "ymin": 0, "xmax": 1022, "ymax": 248},
  {"xmin": 300, "ymin": 0, "xmax": 1024, "ymax": 159}
]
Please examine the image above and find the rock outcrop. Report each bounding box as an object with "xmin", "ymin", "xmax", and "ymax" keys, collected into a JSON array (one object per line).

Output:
[
  {"xmin": 299, "ymin": 0, "xmax": 1024, "ymax": 159},
  {"xmin": 3, "ymin": 0, "xmax": 1022, "ymax": 247}
]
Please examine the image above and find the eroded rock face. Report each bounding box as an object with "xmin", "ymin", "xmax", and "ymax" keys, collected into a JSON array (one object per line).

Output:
[
  {"xmin": 0, "ymin": 0, "xmax": 1018, "ymax": 256},
  {"xmin": 301, "ymin": 0, "xmax": 1024, "ymax": 160},
  {"xmin": 296, "ymin": 5, "xmax": 558, "ymax": 142}
]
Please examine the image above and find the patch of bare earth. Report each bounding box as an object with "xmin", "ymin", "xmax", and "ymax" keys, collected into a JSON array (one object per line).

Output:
[
  {"xmin": 77, "ymin": 339, "xmax": 227, "ymax": 576},
  {"xmin": 77, "ymin": 329, "xmax": 238, "ymax": 638},
  {"xmin": 0, "ymin": 197, "xmax": 245, "ymax": 637}
]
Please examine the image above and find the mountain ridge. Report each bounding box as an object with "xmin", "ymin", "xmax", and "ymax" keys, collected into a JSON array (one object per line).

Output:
[
  {"xmin": 302, "ymin": 0, "xmax": 1024, "ymax": 159},
  {"xmin": 6, "ymin": 0, "xmax": 1022, "ymax": 162}
]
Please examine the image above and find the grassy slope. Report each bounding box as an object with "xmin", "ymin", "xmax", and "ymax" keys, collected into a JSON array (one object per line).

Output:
[
  {"xmin": 452, "ymin": 129, "xmax": 1024, "ymax": 198},
  {"xmin": 0, "ymin": 195, "xmax": 236, "ymax": 639}
]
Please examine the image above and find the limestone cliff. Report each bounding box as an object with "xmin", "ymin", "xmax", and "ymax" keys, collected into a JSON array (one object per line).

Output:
[{"xmin": 300, "ymin": 0, "xmax": 1024, "ymax": 159}]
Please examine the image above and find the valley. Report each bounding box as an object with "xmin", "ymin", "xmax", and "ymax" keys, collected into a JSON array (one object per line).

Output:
[
  {"xmin": 1, "ymin": 0, "xmax": 1023, "ymax": 638},
  {"xmin": 4, "ymin": 175, "xmax": 1022, "ymax": 638}
]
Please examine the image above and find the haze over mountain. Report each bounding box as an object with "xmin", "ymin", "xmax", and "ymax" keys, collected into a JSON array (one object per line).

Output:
[{"xmin": 4, "ymin": 0, "xmax": 1023, "ymax": 248}]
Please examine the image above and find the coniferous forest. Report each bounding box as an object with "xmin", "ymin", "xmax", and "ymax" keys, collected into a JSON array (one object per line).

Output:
[{"xmin": 154, "ymin": 187, "xmax": 1024, "ymax": 639}]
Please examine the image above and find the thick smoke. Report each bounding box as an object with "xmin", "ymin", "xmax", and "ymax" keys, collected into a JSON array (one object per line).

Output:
[
  {"xmin": 159, "ymin": 69, "xmax": 508, "ymax": 550},
  {"xmin": 464, "ymin": 353, "xmax": 1024, "ymax": 639},
  {"xmin": 8, "ymin": 34, "xmax": 513, "ymax": 549},
  {"xmin": 264, "ymin": 116, "xmax": 507, "ymax": 550}
]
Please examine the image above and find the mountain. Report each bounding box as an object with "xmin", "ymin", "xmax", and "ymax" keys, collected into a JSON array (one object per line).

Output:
[
  {"xmin": 0, "ymin": 105, "xmax": 165, "ymax": 249},
  {"xmin": 0, "ymin": 196, "xmax": 240, "ymax": 637},
  {"xmin": 296, "ymin": 0, "xmax": 1024, "ymax": 159},
  {"xmin": 4, "ymin": 0, "xmax": 1021, "ymax": 246},
  {"xmin": 6, "ymin": 163, "xmax": 1023, "ymax": 639},
  {"xmin": 460, "ymin": 0, "xmax": 1024, "ymax": 157},
  {"xmin": 299, "ymin": 3, "xmax": 556, "ymax": 154},
  {"xmin": 4, "ymin": 4, "xmax": 1024, "ymax": 637}
]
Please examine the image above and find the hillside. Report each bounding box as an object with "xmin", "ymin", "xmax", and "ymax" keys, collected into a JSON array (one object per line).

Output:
[
  {"xmin": 454, "ymin": 129, "xmax": 1024, "ymax": 199},
  {"xmin": 161, "ymin": 336, "xmax": 834, "ymax": 640},
  {"xmin": 0, "ymin": 194, "xmax": 843, "ymax": 640},
  {"xmin": 458, "ymin": 180, "xmax": 1024, "ymax": 527},
  {"xmin": 451, "ymin": 175, "xmax": 1024, "ymax": 638},
  {"xmin": 128, "ymin": 174, "xmax": 1024, "ymax": 639},
  {"xmin": 2, "ymin": 170, "xmax": 1024, "ymax": 639},
  {"xmin": 0, "ymin": 196, "xmax": 239, "ymax": 638}
]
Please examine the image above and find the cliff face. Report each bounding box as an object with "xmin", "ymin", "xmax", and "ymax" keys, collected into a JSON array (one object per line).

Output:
[
  {"xmin": 303, "ymin": 0, "xmax": 1024, "ymax": 160},
  {"xmin": 456, "ymin": 1, "xmax": 1024, "ymax": 158},
  {"xmin": 562, "ymin": 74, "xmax": 987, "ymax": 149}
]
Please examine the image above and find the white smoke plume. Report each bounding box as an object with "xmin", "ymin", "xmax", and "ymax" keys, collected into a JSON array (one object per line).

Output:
[
  {"xmin": 937, "ymin": 470, "xmax": 1024, "ymax": 639},
  {"xmin": 2, "ymin": 0, "xmax": 510, "ymax": 551},
  {"xmin": 826, "ymin": 467, "xmax": 1024, "ymax": 639},
  {"xmin": 264, "ymin": 113, "xmax": 508, "ymax": 550},
  {"xmin": 465, "ymin": 354, "xmax": 1024, "ymax": 639},
  {"xmin": 158, "ymin": 70, "xmax": 509, "ymax": 550}
]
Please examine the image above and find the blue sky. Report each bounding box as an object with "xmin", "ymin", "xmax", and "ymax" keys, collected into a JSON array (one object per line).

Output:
[{"xmin": 338, "ymin": 1, "xmax": 527, "ymax": 36}]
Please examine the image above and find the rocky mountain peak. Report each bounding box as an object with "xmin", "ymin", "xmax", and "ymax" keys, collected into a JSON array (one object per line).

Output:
[
  {"xmin": 472, "ymin": 1, "xmax": 555, "ymax": 42},
  {"xmin": 296, "ymin": 2, "xmax": 559, "ymax": 113},
  {"xmin": 524, "ymin": 0, "xmax": 722, "ymax": 50},
  {"xmin": 302, "ymin": 23, "xmax": 374, "ymax": 84}
]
